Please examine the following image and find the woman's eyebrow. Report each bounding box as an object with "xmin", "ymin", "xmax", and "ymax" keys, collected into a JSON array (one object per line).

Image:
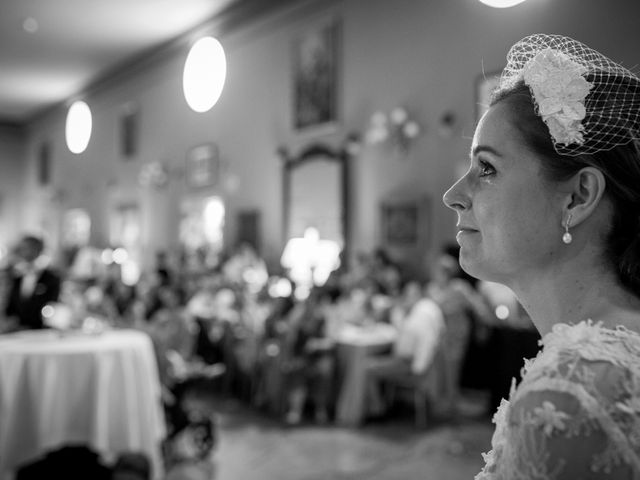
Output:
[{"xmin": 470, "ymin": 144, "xmax": 503, "ymax": 158}]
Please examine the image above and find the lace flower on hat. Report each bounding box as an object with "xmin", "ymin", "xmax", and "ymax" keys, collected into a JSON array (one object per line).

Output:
[{"xmin": 522, "ymin": 48, "xmax": 593, "ymax": 146}]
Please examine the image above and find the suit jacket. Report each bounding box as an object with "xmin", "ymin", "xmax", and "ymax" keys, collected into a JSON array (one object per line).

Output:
[{"xmin": 4, "ymin": 266, "xmax": 62, "ymax": 329}]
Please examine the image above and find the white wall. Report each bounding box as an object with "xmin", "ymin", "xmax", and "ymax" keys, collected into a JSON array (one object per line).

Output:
[{"xmin": 18, "ymin": 0, "xmax": 640, "ymax": 274}]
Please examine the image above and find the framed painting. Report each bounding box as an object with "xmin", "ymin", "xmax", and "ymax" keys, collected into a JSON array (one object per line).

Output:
[
  {"xmin": 292, "ymin": 17, "xmax": 340, "ymax": 133},
  {"xmin": 382, "ymin": 203, "xmax": 419, "ymax": 245},
  {"xmin": 475, "ymin": 71, "xmax": 501, "ymax": 123},
  {"xmin": 380, "ymin": 195, "xmax": 430, "ymax": 249},
  {"xmin": 38, "ymin": 141, "xmax": 51, "ymax": 185},
  {"xmin": 120, "ymin": 105, "xmax": 139, "ymax": 159},
  {"xmin": 237, "ymin": 209, "xmax": 261, "ymax": 252},
  {"xmin": 186, "ymin": 143, "xmax": 219, "ymax": 188}
]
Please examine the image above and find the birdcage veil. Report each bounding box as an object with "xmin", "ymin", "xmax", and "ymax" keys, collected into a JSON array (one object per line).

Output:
[{"xmin": 497, "ymin": 33, "xmax": 640, "ymax": 156}]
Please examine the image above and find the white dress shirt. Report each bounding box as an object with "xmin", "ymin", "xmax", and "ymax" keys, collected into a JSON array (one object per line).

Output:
[{"xmin": 393, "ymin": 298, "xmax": 445, "ymax": 374}]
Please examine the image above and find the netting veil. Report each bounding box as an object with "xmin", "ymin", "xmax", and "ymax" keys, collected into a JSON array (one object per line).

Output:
[{"xmin": 497, "ymin": 33, "xmax": 640, "ymax": 156}]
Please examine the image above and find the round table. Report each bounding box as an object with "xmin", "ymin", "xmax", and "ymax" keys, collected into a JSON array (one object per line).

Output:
[
  {"xmin": 0, "ymin": 328, "xmax": 166, "ymax": 479},
  {"xmin": 333, "ymin": 323, "xmax": 397, "ymax": 426}
]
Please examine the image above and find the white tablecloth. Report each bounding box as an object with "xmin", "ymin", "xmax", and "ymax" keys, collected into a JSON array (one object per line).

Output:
[
  {"xmin": 0, "ymin": 329, "xmax": 166, "ymax": 479},
  {"xmin": 334, "ymin": 323, "xmax": 398, "ymax": 426}
]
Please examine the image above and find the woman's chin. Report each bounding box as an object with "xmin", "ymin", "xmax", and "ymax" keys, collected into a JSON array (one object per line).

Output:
[{"xmin": 459, "ymin": 252, "xmax": 490, "ymax": 282}]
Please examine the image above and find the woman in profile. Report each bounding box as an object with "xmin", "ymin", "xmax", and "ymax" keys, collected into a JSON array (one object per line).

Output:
[{"xmin": 443, "ymin": 34, "xmax": 640, "ymax": 478}]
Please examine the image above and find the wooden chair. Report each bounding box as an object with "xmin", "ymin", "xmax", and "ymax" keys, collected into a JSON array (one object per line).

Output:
[{"xmin": 382, "ymin": 338, "xmax": 453, "ymax": 427}]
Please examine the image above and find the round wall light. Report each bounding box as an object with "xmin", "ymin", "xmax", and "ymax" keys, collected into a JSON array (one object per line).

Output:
[
  {"xmin": 183, "ymin": 36, "xmax": 227, "ymax": 113},
  {"xmin": 477, "ymin": 0, "xmax": 527, "ymax": 7},
  {"xmin": 65, "ymin": 100, "xmax": 92, "ymax": 154}
]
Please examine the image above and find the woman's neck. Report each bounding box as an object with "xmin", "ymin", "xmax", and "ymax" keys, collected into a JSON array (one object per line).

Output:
[{"xmin": 509, "ymin": 258, "xmax": 640, "ymax": 336}]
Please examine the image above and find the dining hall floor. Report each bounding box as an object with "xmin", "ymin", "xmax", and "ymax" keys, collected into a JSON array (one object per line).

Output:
[{"xmin": 175, "ymin": 390, "xmax": 494, "ymax": 480}]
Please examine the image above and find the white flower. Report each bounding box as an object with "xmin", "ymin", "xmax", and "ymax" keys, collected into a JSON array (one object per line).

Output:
[
  {"xmin": 532, "ymin": 401, "xmax": 570, "ymax": 436},
  {"xmin": 523, "ymin": 48, "xmax": 593, "ymax": 147}
]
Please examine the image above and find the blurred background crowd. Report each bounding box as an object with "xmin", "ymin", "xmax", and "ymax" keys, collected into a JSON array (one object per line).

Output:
[{"xmin": 0, "ymin": 233, "xmax": 541, "ymax": 477}]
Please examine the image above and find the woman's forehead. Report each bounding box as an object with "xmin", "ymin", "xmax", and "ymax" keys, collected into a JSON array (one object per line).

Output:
[{"xmin": 472, "ymin": 103, "xmax": 539, "ymax": 165}]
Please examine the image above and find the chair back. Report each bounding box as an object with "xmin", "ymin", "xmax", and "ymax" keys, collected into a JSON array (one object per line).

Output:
[{"xmin": 416, "ymin": 328, "xmax": 455, "ymax": 403}]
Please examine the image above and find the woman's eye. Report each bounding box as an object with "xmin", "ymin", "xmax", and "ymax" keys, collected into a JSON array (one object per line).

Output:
[{"xmin": 478, "ymin": 160, "xmax": 495, "ymax": 177}]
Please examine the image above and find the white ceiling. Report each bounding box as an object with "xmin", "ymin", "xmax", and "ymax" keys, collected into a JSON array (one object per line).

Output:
[{"xmin": 0, "ymin": 0, "xmax": 274, "ymax": 125}]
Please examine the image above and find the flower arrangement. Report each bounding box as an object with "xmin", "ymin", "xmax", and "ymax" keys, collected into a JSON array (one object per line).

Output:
[
  {"xmin": 365, "ymin": 107, "xmax": 421, "ymax": 153},
  {"xmin": 522, "ymin": 48, "xmax": 593, "ymax": 146}
]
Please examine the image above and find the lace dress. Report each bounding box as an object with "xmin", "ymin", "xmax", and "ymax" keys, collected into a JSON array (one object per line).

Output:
[{"xmin": 476, "ymin": 320, "xmax": 640, "ymax": 479}]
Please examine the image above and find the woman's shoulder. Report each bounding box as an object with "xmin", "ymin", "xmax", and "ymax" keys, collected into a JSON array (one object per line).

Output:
[
  {"xmin": 512, "ymin": 319, "xmax": 640, "ymax": 435},
  {"xmin": 491, "ymin": 321, "xmax": 640, "ymax": 478}
]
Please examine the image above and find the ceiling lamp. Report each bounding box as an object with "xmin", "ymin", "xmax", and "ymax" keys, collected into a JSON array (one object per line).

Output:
[
  {"xmin": 183, "ymin": 36, "xmax": 227, "ymax": 113},
  {"xmin": 65, "ymin": 100, "xmax": 92, "ymax": 154},
  {"xmin": 477, "ymin": 0, "xmax": 527, "ymax": 7}
]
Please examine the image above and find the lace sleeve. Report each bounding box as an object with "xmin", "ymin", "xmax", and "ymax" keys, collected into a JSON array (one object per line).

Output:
[
  {"xmin": 477, "ymin": 322, "xmax": 640, "ymax": 480},
  {"xmin": 484, "ymin": 386, "xmax": 637, "ymax": 479}
]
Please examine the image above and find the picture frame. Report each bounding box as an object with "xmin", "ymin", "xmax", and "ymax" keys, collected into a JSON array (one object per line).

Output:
[
  {"xmin": 380, "ymin": 195, "xmax": 430, "ymax": 248},
  {"xmin": 237, "ymin": 209, "xmax": 261, "ymax": 252},
  {"xmin": 186, "ymin": 143, "xmax": 219, "ymax": 188},
  {"xmin": 292, "ymin": 17, "xmax": 340, "ymax": 133},
  {"xmin": 381, "ymin": 203, "xmax": 419, "ymax": 245},
  {"xmin": 38, "ymin": 141, "xmax": 51, "ymax": 186},
  {"xmin": 120, "ymin": 105, "xmax": 139, "ymax": 159},
  {"xmin": 475, "ymin": 71, "xmax": 501, "ymax": 123}
]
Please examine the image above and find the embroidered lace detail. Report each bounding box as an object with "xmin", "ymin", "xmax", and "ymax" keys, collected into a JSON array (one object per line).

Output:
[{"xmin": 476, "ymin": 320, "xmax": 640, "ymax": 479}]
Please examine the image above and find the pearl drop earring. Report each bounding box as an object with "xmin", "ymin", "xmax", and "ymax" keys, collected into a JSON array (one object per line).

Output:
[{"xmin": 562, "ymin": 214, "xmax": 573, "ymax": 244}]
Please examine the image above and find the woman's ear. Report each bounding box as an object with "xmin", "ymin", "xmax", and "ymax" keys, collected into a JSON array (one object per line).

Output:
[{"xmin": 564, "ymin": 166, "xmax": 607, "ymax": 225}]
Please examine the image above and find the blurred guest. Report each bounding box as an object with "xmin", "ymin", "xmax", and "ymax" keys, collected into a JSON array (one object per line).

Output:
[
  {"xmin": 143, "ymin": 284, "xmax": 222, "ymax": 470},
  {"xmin": 3, "ymin": 234, "xmax": 61, "ymax": 330},
  {"xmin": 222, "ymin": 242, "xmax": 268, "ymax": 290},
  {"xmin": 425, "ymin": 251, "xmax": 493, "ymax": 404},
  {"xmin": 365, "ymin": 283, "xmax": 447, "ymax": 417},
  {"xmin": 370, "ymin": 247, "xmax": 402, "ymax": 296},
  {"xmin": 155, "ymin": 250, "xmax": 174, "ymax": 287},
  {"xmin": 281, "ymin": 288, "xmax": 336, "ymax": 425},
  {"xmin": 144, "ymin": 285, "xmax": 197, "ymax": 387}
]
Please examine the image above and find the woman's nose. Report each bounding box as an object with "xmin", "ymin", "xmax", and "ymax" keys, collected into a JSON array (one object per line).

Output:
[{"xmin": 442, "ymin": 175, "xmax": 469, "ymax": 212}]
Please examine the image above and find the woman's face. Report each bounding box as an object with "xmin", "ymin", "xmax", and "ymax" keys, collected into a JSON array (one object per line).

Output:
[{"xmin": 443, "ymin": 101, "xmax": 566, "ymax": 284}]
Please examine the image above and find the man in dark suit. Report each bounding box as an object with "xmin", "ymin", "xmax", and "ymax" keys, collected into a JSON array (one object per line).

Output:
[{"xmin": 3, "ymin": 235, "xmax": 61, "ymax": 330}]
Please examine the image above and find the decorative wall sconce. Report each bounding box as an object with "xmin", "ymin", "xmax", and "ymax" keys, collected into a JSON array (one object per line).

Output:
[
  {"xmin": 365, "ymin": 107, "xmax": 421, "ymax": 154},
  {"xmin": 138, "ymin": 161, "xmax": 169, "ymax": 189}
]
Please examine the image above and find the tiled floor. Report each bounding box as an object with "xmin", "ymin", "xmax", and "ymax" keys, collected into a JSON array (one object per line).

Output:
[{"xmin": 180, "ymin": 392, "xmax": 494, "ymax": 480}]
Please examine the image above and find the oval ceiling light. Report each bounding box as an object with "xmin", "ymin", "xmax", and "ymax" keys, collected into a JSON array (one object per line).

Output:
[
  {"xmin": 183, "ymin": 36, "xmax": 227, "ymax": 113},
  {"xmin": 478, "ymin": 0, "xmax": 527, "ymax": 7},
  {"xmin": 65, "ymin": 100, "xmax": 92, "ymax": 154}
]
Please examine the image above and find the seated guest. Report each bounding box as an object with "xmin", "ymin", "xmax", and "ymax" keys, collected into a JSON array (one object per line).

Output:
[
  {"xmin": 364, "ymin": 283, "xmax": 446, "ymax": 417},
  {"xmin": 281, "ymin": 288, "xmax": 336, "ymax": 425},
  {"xmin": 3, "ymin": 234, "xmax": 61, "ymax": 331},
  {"xmin": 185, "ymin": 275, "xmax": 226, "ymax": 365},
  {"xmin": 369, "ymin": 247, "xmax": 403, "ymax": 297},
  {"xmin": 144, "ymin": 285, "xmax": 223, "ymax": 471},
  {"xmin": 425, "ymin": 251, "xmax": 493, "ymax": 409}
]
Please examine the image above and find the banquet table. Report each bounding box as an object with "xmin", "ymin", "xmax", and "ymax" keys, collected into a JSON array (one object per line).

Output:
[
  {"xmin": 334, "ymin": 323, "xmax": 397, "ymax": 426},
  {"xmin": 0, "ymin": 328, "xmax": 166, "ymax": 480}
]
